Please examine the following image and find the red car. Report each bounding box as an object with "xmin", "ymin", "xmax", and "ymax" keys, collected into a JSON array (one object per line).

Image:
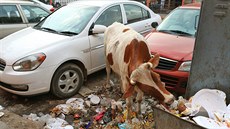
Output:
[{"xmin": 145, "ymin": 3, "xmax": 201, "ymax": 95}]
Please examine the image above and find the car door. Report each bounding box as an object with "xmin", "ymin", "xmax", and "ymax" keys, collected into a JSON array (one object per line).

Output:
[
  {"xmin": 88, "ymin": 4, "xmax": 123, "ymax": 71},
  {"xmin": 20, "ymin": 4, "xmax": 50, "ymax": 27},
  {"xmin": 122, "ymin": 3, "xmax": 153, "ymax": 36},
  {"xmin": 0, "ymin": 4, "xmax": 27, "ymax": 39}
]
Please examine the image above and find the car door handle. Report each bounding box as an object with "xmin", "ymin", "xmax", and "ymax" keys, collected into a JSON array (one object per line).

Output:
[{"xmin": 145, "ymin": 24, "xmax": 151, "ymax": 27}]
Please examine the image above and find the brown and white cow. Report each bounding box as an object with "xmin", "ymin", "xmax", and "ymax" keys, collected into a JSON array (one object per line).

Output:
[{"xmin": 104, "ymin": 22, "xmax": 174, "ymax": 119}]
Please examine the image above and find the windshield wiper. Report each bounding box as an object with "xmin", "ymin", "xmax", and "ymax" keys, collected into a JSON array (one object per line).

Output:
[
  {"xmin": 158, "ymin": 30, "xmax": 193, "ymax": 36},
  {"xmin": 170, "ymin": 30, "xmax": 193, "ymax": 36},
  {"xmin": 59, "ymin": 31, "xmax": 78, "ymax": 36},
  {"xmin": 41, "ymin": 27, "xmax": 57, "ymax": 33},
  {"xmin": 158, "ymin": 30, "xmax": 174, "ymax": 34}
]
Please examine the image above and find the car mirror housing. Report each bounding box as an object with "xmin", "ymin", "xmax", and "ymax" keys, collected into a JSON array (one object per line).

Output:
[
  {"xmin": 92, "ymin": 25, "xmax": 107, "ymax": 34},
  {"xmin": 151, "ymin": 22, "xmax": 159, "ymax": 28}
]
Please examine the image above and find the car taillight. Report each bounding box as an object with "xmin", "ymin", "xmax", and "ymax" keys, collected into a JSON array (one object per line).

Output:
[{"xmin": 50, "ymin": 8, "xmax": 55, "ymax": 12}]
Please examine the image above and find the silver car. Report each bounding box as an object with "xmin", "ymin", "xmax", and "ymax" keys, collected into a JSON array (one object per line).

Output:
[
  {"xmin": 0, "ymin": 0, "xmax": 161, "ymax": 98},
  {"xmin": 0, "ymin": 0, "xmax": 50, "ymax": 39}
]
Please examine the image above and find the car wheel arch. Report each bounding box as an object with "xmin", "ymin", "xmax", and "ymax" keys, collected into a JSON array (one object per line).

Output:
[{"xmin": 50, "ymin": 60, "xmax": 87, "ymax": 98}]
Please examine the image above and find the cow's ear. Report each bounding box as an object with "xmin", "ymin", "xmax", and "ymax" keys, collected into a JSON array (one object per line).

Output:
[
  {"xmin": 149, "ymin": 53, "xmax": 160, "ymax": 68},
  {"xmin": 130, "ymin": 69, "xmax": 140, "ymax": 85}
]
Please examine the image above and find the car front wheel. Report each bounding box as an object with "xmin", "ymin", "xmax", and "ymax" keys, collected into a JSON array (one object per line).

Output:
[{"xmin": 51, "ymin": 63, "xmax": 83, "ymax": 98}]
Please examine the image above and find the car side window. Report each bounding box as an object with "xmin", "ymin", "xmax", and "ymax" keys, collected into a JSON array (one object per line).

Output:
[
  {"xmin": 95, "ymin": 5, "xmax": 122, "ymax": 27},
  {"xmin": 124, "ymin": 4, "xmax": 150, "ymax": 24},
  {"xmin": 21, "ymin": 5, "xmax": 49, "ymax": 23},
  {"xmin": 0, "ymin": 5, "xmax": 23, "ymax": 24}
]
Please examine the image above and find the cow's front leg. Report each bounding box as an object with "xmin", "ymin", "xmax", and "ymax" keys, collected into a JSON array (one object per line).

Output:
[
  {"xmin": 105, "ymin": 60, "xmax": 111, "ymax": 88},
  {"xmin": 136, "ymin": 88, "xmax": 143, "ymax": 117},
  {"xmin": 126, "ymin": 97, "xmax": 132, "ymax": 120}
]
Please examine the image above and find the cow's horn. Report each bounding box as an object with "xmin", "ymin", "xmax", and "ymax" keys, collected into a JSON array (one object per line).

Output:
[{"xmin": 147, "ymin": 62, "xmax": 153, "ymax": 69}]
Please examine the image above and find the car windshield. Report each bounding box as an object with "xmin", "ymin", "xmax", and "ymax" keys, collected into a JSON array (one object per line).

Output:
[
  {"xmin": 34, "ymin": 5, "xmax": 100, "ymax": 36},
  {"xmin": 157, "ymin": 8, "xmax": 200, "ymax": 37}
]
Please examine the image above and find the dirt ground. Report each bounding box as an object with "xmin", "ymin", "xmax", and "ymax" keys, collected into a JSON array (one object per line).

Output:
[{"xmin": 0, "ymin": 69, "xmax": 108, "ymax": 129}]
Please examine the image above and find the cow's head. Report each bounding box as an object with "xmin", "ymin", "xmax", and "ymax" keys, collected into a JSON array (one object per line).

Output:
[{"xmin": 124, "ymin": 54, "xmax": 174, "ymax": 104}]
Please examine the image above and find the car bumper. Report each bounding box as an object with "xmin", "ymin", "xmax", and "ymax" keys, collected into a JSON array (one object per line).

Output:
[
  {"xmin": 154, "ymin": 69, "xmax": 189, "ymax": 94},
  {"xmin": 0, "ymin": 65, "xmax": 55, "ymax": 96}
]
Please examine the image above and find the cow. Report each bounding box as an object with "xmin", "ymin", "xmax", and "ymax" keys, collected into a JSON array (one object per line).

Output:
[{"xmin": 104, "ymin": 22, "xmax": 174, "ymax": 119}]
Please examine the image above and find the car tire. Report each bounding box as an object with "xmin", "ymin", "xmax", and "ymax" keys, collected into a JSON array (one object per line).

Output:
[{"xmin": 51, "ymin": 63, "xmax": 83, "ymax": 99}]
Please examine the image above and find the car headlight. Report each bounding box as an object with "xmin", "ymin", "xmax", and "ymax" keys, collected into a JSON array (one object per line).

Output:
[
  {"xmin": 178, "ymin": 61, "xmax": 191, "ymax": 72},
  {"xmin": 13, "ymin": 53, "xmax": 46, "ymax": 71}
]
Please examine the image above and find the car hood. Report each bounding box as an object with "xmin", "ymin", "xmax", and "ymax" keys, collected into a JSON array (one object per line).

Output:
[
  {"xmin": 146, "ymin": 32, "xmax": 195, "ymax": 61},
  {"xmin": 0, "ymin": 27, "xmax": 69, "ymax": 65}
]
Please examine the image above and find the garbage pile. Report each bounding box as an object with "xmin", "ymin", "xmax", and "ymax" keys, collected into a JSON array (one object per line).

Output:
[
  {"xmin": 168, "ymin": 89, "xmax": 230, "ymax": 129},
  {"xmin": 22, "ymin": 86, "xmax": 163, "ymax": 129},
  {"xmin": 22, "ymin": 87, "xmax": 230, "ymax": 129}
]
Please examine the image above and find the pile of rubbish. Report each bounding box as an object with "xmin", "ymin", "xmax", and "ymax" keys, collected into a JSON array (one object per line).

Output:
[
  {"xmin": 22, "ymin": 88, "xmax": 160, "ymax": 129},
  {"xmin": 168, "ymin": 89, "xmax": 230, "ymax": 129},
  {"xmin": 22, "ymin": 88, "xmax": 230, "ymax": 129}
]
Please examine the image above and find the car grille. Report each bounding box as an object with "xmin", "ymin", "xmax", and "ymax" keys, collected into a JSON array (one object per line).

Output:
[
  {"xmin": 160, "ymin": 74, "xmax": 179, "ymax": 87},
  {"xmin": 0, "ymin": 59, "xmax": 6, "ymax": 71},
  {"xmin": 156, "ymin": 57, "xmax": 177, "ymax": 70}
]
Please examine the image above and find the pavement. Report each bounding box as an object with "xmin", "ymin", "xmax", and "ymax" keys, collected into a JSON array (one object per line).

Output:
[{"xmin": 0, "ymin": 110, "xmax": 43, "ymax": 129}]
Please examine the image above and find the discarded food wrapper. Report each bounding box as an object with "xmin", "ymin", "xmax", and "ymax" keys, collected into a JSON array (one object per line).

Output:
[
  {"xmin": 103, "ymin": 108, "xmax": 112, "ymax": 123},
  {"xmin": 38, "ymin": 114, "xmax": 53, "ymax": 125},
  {"xmin": 94, "ymin": 111, "xmax": 105, "ymax": 121},
  {"xmin": 52, "ymin": 104, "xmax": 72, "ymax": 115},
  {"xmin": 66, "ymin": 98, "xmax": 84, "ymax": 110},
  {"xmin": 44, "ymin": 117, "xmax": 72, "ymax": 129},
  {"xmin": 132, "ymin": 117, "xmax": 140, "ymax": 123},
  {"xmin": 88, "ymin": 94, "xmax": 100, "ymax": 105},
  {"xmin": 141, "ymin": 102, "xmax": 149, "ymax": 114},
  {"xmin": 23, "ymin": 113, "xmax": 39, "ymax": 121},
  {"xmin": 58, "ymin": 113, "xmax": 65, "ymax": 120},
  {"xmin": 84, "ymin": 100, "xmax": 91, "ymax": 108},
  {"xmin": 74, "ymin": 113, "xmax": 81, "ymax": 119},
  {"xmin": 193, "ymin": 116, "xmax": 229, "ymax": 129},
  {"xmin": 66, "ymin": 98, "xmax": 84, "ymax": 105},
  {"xmin": 0, "ymin": 105, "xmax": 4, "ymax": 110},
  {"xmin": 118, "ymin": 123, "xmax": 131, "ymax": 129},
  {"xmin": 0, "ymin": 112, "xmax": 4, "ymax": 118}
]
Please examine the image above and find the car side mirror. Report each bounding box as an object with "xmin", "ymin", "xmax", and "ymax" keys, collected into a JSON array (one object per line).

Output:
[
  {"xmin": 151, "ymin": 22, "xmax": 158, "ymax": 28},
  {"xmin": 92, "ymin": 25, "xmax": 107, "ymax": 34}
]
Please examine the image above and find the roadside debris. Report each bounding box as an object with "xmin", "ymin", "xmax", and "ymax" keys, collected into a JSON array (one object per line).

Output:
[
  {"xmin": 21, "ymin": 86, "xmax": 230, "ymax": 129},
  {"xmin": 169, "ymin": 89, "xmax": 230, "ymax": 129}
]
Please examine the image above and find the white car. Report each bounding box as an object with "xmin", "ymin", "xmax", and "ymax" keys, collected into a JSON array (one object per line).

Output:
[
  {"xmin": 0, "ymin": 0, "xmax": 162, "ymax": 98},
  {"xmin": 0, "ymin": 0, "xmax": 50, "ymax": 39}
]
